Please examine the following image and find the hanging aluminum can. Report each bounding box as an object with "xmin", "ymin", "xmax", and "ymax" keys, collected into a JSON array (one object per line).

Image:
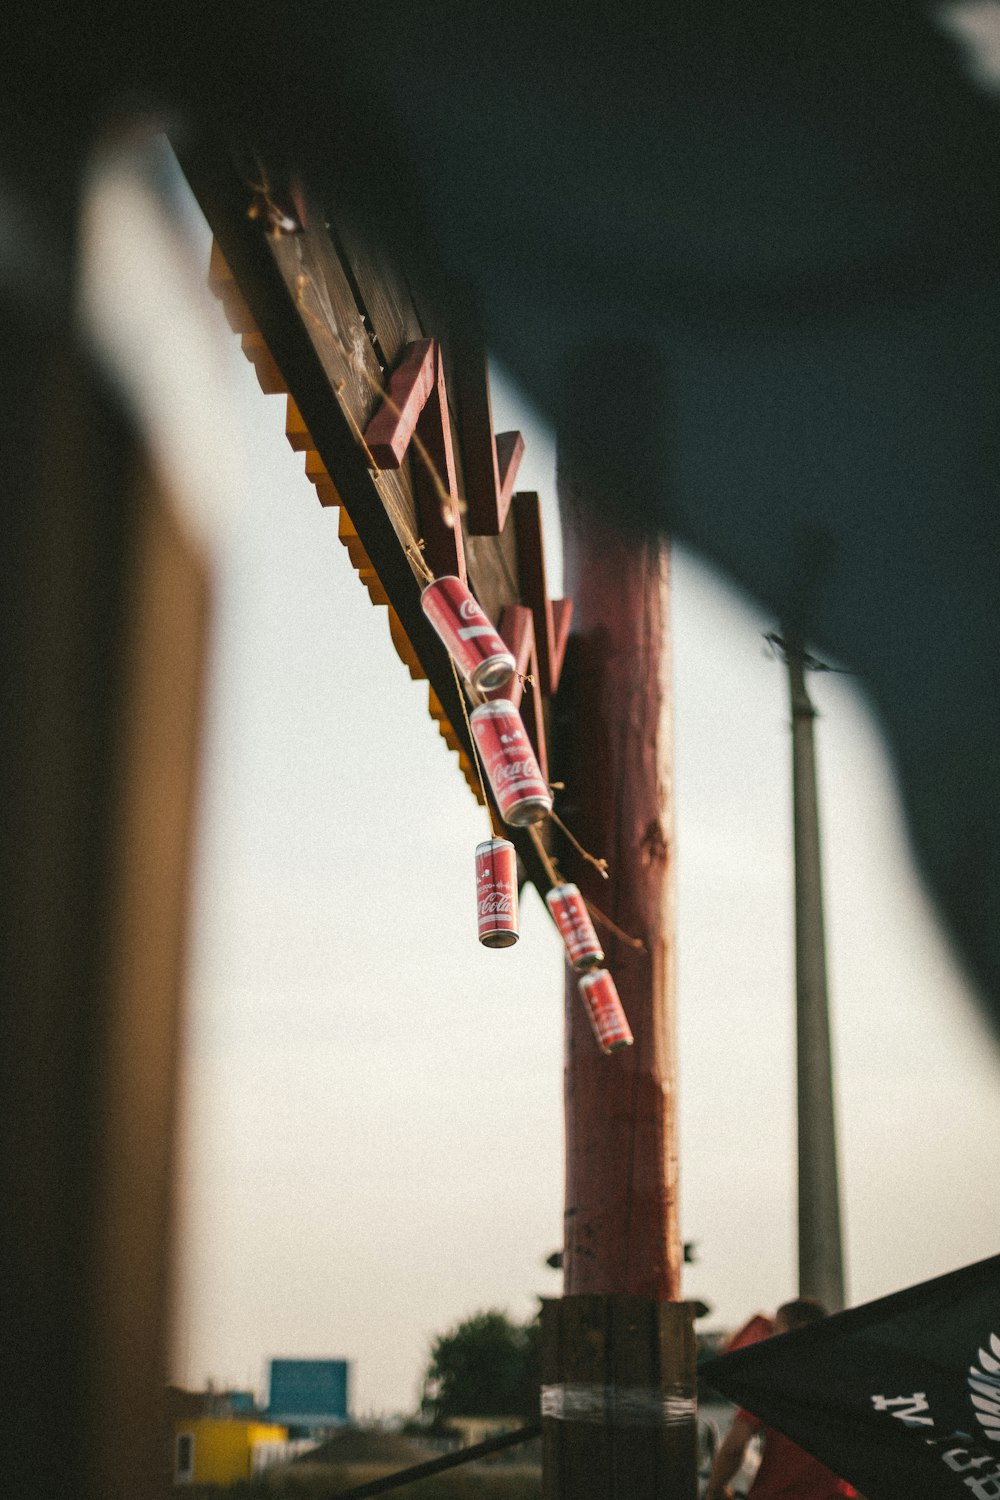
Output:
[
  {"xmin": 578, "ymin": 969, "xmax": 634, "ymax": 1054},
  {"xmin": 470, "ymin": 699, "xmax": 553, "ymax": 826},
  {"xmin": 545, "ymin": 883, "xmax": 605, "ymax": 971},
  {"xmin": 420, "ymin": 576, "xmax": 516, "ymax": 691},
  {"xmin": 475, "ymin": 838, "xmax": 519, "ymax": 948}
]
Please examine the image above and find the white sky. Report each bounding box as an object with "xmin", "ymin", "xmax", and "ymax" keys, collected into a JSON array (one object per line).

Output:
[{"xmin": 95, "ymin": 145, "xmax": 1000, "ymax": 1420}]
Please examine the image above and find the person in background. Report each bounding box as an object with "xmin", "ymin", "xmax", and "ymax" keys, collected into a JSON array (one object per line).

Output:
[{"xmin": 704, "ymin": 1299, "xmax": 860, "ymax": 1500}]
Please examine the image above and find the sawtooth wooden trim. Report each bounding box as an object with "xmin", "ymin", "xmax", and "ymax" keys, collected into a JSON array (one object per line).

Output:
[
  {"xmin": 183, "ymin": 140, "xmax": 554, "ymax": 870},
  {"xmin": 207, "ymin": 240, "xmax": 479, "ymax": 789}
]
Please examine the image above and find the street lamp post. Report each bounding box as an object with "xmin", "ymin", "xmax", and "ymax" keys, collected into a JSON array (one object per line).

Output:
[{"xmin": 779, "ymin": 632, "xmax": 846, "ymax": 1313}]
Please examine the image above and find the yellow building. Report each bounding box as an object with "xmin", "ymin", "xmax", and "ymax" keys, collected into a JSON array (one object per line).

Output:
[
  {"xmin": 174, "ymin": 1417, "xmax": 288, "ymax": 1485},
  {"xmin": 446, "ymin": 1416, "xmax": 521, "ymax": 1450}
]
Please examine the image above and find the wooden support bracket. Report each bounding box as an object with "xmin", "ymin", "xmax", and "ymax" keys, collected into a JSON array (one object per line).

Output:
[
  {"xmin": 363, "ymin": 338, "xmax": 436, "ymax": 468},
  {"xmin": 451, "ymin": 323, "xmax": 523, "ymax": 536},
  {"xmin": 362, "ymin": 339, "xmax": 466, "ymax": 581},
  {"xmin": 496, "ymin": 429, "xmax": 526, "ymax": 517},
  {"xmin": 550, "ymin": 599, "xmax": 574, "ymax": 690},
  {"xmin": 413, "ymin": 344, "xmax": 466, "ymax": 581},
  {"xmin": 491, "ymin": 604, "xmax": 549, "ymax": 784},
  {"xmin": 513, "ymin": 491, "xmax": 573, "ymax": 695}
]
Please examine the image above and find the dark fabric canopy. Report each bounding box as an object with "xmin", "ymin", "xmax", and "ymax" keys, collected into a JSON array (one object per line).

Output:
[
  {"xmin": 6, "ymin": 1, "xmax": 1000, "ymax": 1032},
  {"xmin": 701, "ymin": 1256, "xmax": 1000, "ymax": 1500}
]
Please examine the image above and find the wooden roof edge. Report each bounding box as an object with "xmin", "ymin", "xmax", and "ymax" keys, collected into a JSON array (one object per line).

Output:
[{"xmin": 181, "ymin": 137, "xmax": 554, "ymax": 890}]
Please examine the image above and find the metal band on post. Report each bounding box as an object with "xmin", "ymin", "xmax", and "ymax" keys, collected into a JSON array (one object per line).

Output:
[{"xmin": 540, "ymin": 1384, "xmax": 697, "ymax": 1427}]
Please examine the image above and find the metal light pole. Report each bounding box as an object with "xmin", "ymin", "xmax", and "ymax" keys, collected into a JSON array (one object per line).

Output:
[{"xmin": 777, "ymin": 632, "xmax": 846, "ymax": 1313}]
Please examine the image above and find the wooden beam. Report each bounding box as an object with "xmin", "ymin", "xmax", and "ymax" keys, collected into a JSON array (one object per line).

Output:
[
  {"xmin": 0, "ymin": 332, "xmax": 209, "ymax": 1500},
  {"xmin": 412, "ymin": 343, "xmax": 466, "ymax": 581},
  {"xmin": 179, "ymin": 142, "xmax": 550, "ymax": 892},
  {"xmin": 513, "ymin": 490, "xmax": 573, "ymax": 695},
  {"xmin": 333, "ymin": 213, "xmax": 426, "ymax": 367},
  {"xmin": 449, "ymin": 313, "xmax": 512, "ymax": 535},
  {"xmin": 550, "ymin": 599, "xmax": 574, "ymax": 690}
]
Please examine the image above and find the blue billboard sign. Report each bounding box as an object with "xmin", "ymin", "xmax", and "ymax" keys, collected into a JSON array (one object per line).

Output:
[{"xmin": 267, "ymin": 1358, "xmax": 349, "ymax": 1425}]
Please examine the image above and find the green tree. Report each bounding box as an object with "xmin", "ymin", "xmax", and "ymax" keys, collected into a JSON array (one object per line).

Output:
[{"xmin": 421, "ymin": 1309, "xmax": 541, "ymax": 1425}]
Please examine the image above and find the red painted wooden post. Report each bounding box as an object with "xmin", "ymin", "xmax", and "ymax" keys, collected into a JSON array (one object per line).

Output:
[
  {"xmin": 559, "ymin": 509, "xmax": 679, "ymax": 1298},
  {"xmin": 546, "ymin": 492, "xmax": 695, "ymax": 1500}
]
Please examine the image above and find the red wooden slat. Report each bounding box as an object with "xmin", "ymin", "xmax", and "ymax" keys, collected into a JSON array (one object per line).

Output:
[
  {"xmin": 451, "ymin": 333, "xmax": 507, "ymax": 535},
  {"xmin": 413, "ymin": 343, "xmax": 466, "ymax": 581},
  {"xmin": 363, "ymin": 338, "xmax": 436, "ymax": 467},
  {"xmin": 513, "ymin": 490, "xmax": 559, "ymax": 694},
  {"xmin": 493, "ymin": 604, "xmax": 549, "ymax": 783},
  {"xmin": 549, "ymin": 597, "xmax": 574, "ymax": 693},
  {"xmin": 495, "ymin": 429, "xmax": 525, "ymax": 515}
]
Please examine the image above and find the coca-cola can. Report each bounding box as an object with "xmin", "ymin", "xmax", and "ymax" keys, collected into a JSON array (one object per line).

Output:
[
  {"xmin": 545, "ymin": 883, "xmax": 605, "ymax": 970},
  {"xmin": 421, "ymin": 576, "xmax": 516, "ymax": 691},
  {"xmin": 475, "ymin": 838, "xmax": 519, "ymax": 948},
  {"xmin": 470, "ymin": 699, "xmax": 553, "ymax": 826},
  {"xmin": 578, "ymin": 969, "xmax": 634, "ymax": 1054}
]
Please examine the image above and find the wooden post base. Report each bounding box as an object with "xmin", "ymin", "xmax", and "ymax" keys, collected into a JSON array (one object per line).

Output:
[{"xmin": 541, "ymin": 1295, "xmax": 697, "ymax": 1500}]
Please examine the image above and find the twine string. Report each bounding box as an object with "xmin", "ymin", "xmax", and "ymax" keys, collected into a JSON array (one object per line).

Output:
[
  {"xmin": 288, "ymin": 255, "xmax": 470, "ymax": 584},
  {"xmin": 258, "ymin": 223, "xmax": 622, "ymax": 905},
  {"xmin": 291, "ymin": 271, "xmax": 435, "ymax": 586},
  {"xmin": 527, "ymin": 825, "xmax": 560, "ymax": 886},
  {"xmin": 584, "ymin": 899, "xmax": 646, "ymax": 953},
  {"xmin": 547, "ymin": 808, "xmax": 610, "ymax": 880},
  {"xmin": 447, "ymin": 655, "xmax": 498, "ymax": 837}
]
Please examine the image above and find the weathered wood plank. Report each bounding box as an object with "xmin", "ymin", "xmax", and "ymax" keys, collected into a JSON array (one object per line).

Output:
[
  {"xmin": 550, "ymin": 598, "xmax": 574, "ymax": 690},
  {"xmin": 449, "ymin": 320, "xmax": 506, "ymax": 535},
  {"xmin": 656, "ymin": 1302, "xmax": 698, "ymax": 1500},
  {"xmin": 182, "ymin": 142, "xmax": 550, "ymax": 893},
  {"xmin": 608, "ymin": 1296, "xmax": 659, "ymax": 1498},
  {"xmin": 513, "ymin": 490, "xmax": 556, "ymax": 692},
  {"xmin": 559, "ymin": 1297, "xmax": 612, "ymax": 1499},
  {"xmin": 335, "ymin": 214, "xmax": 426, "ymax": 367},
  {"xmin": 512, "ymin": 490, "xmax": 573, "ymax": 696},
  {"xmin": 285, "ymin": 396, "xmax": 311, "ymax": 451},
  {"xmin": 545, "ymin": 1297, "xmax": 697, "ymax": 1500},
  {"xmin": 268, "ymin": 227, "xmax": 379, "ymax": 421},
  {"xmin": 463, "ymin": 526, "xmax": 521, "ymax": 624},
  {"xmin": 541, "ymin": 1300, "xmax": 563, "ymax": 1500}
]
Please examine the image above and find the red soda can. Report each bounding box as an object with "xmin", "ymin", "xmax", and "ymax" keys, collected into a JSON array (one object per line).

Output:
[
  {"xmin": 578, "ymin": 969, "xmax": 634, "ymax": 1053},
  {"xmin": 545, "ymin": 883, "xmax": 605, "ymax": 970},
  {"xmin": 475, "ymin": 838, "xmax": 519, "ymax": 948},
  {"xmin": 469, "ymin": 699, "xmax": 553, "ymax": 826},
  {"xmin": 420, "ymin": 576, "xmax": 516, "ymax": 692}
]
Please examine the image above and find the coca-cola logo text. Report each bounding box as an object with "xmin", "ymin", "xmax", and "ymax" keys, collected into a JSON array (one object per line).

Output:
[
  {"xmin": 479, "ymin": 894, "xmax": 513, "ymax": 916},
  {"xmin": 459, "ymin": 597, "xmax": 480, "ymax": 621},
  {"xmin": 490, "ymin": 757, "xmax": 540, "ymax": 787}
]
